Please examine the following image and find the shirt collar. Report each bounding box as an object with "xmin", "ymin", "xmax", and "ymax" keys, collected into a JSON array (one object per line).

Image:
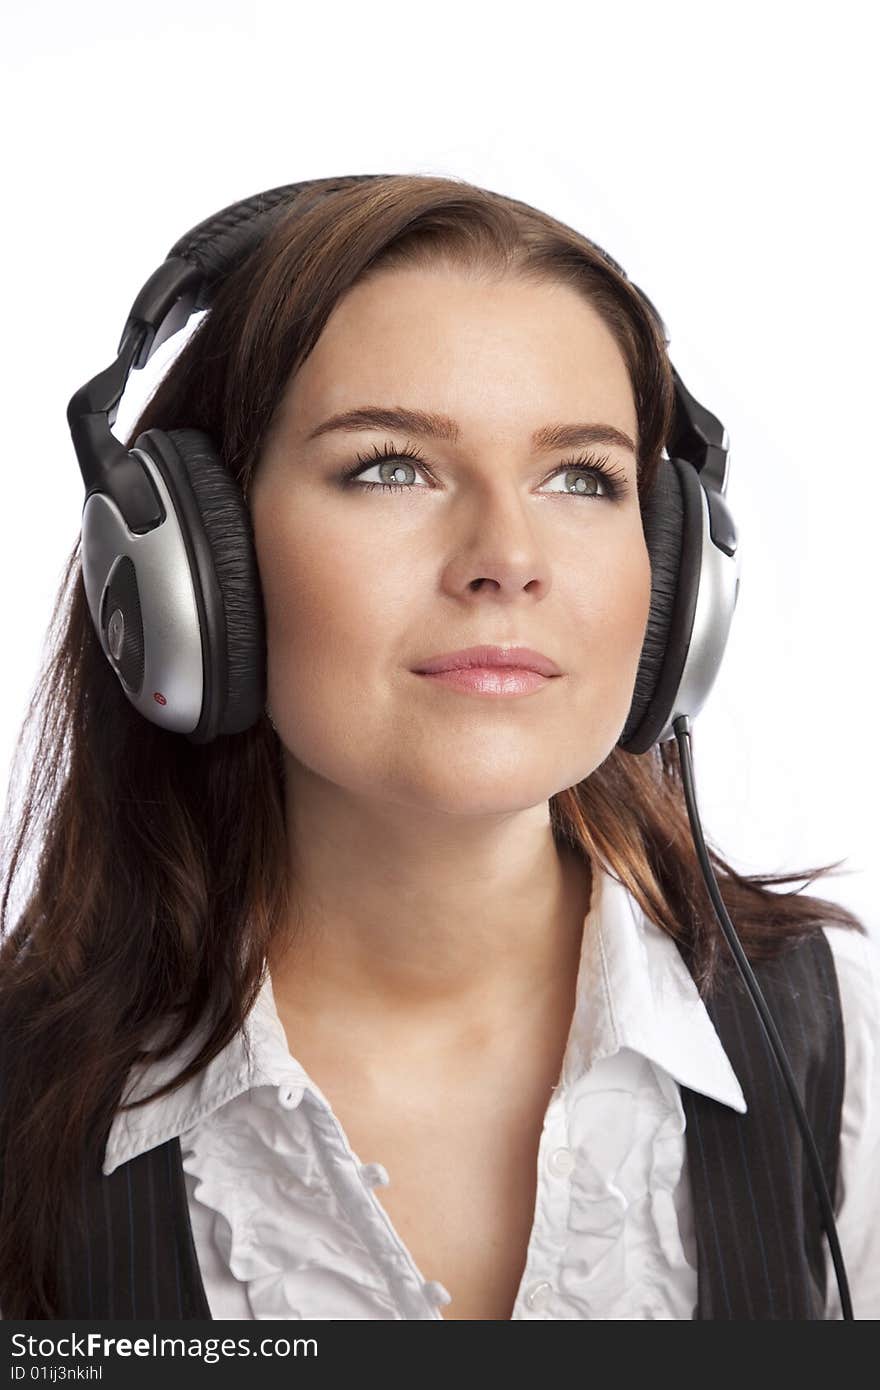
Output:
[{"xmin": 102, "ymin": 857, "xmax": 746, "ymax": 1176}]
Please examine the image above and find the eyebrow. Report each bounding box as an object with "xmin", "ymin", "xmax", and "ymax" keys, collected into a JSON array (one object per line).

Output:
[{"xmin": 305, "ymin": 405, "xmax": 636, "ymax": 455}]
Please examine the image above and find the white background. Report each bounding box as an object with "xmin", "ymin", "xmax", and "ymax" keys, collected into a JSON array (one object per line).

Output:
[{"xmin": 1, "ymin": 0, "xmax": 876, "ymax": 938}]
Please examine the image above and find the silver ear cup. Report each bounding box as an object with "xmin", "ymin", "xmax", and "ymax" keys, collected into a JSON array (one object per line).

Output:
[{"xmin": 81, "ymin": 446, "xmax": 205, "ymax": 734}]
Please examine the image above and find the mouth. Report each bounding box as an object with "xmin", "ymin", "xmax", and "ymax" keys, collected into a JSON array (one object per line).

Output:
[
  {"xmin": 412, "ymin": 666, "xmax": 558, "ymax": 697},
  {"xmin": 411, "ymin": 644, "xmax": 562, "ymax": 678}
]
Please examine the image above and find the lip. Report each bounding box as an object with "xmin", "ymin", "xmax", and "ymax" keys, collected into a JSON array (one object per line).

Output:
[
  {"xmin": 411, "ymin": 645, "xmax": 562, "ymax": 677},
  {"xmin": 414, "ymin": 667, "xmax": 553, "ymax": 696}
]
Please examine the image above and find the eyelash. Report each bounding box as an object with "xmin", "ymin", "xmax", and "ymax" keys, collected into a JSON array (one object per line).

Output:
[{"xmin": 338, "ymin": 439, "xmax": 629, "ymax": 501}]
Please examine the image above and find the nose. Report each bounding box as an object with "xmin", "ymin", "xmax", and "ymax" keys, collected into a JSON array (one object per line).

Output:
[{"xmin": 441, "ymin": 481, "xmax": 554, "ymax": 601}]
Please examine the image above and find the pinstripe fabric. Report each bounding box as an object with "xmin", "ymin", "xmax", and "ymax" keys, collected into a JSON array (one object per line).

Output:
[
  {"xmin": 55, "ymin": 1135, "xmax": 211, "ymax": 1319},
  {"xmin": 5, "ymin": 926, "xmax": 842, "ymax": 1321},
  {"xmin": 679, "ymin": 929, "xmax": 844, "ymax": 1319}
]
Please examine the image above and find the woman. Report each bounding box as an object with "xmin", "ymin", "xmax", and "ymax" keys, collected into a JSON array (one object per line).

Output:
[{"xmin": 0, "ymin": 174, "xmax": 876, "ymax": 1320}]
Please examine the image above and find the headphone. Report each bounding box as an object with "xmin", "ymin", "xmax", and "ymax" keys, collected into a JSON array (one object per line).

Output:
[
  {"xmin": 65, "ymin": 174, "xmax": 851, "ymax": 1317},
  {"xmin": 67, "ymin": 173, "xmax": 738, "ymax": 753}
]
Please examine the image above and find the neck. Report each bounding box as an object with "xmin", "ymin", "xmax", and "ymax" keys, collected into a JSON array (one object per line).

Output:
[{"xmin": 267, "ymin": 763, "xmax": 594, "ymax": 1060}]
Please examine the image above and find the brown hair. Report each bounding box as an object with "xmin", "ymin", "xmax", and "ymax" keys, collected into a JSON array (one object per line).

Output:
[{"xmin": 0, "ymin": 173, "xmax": 865, "ymax": 1317}]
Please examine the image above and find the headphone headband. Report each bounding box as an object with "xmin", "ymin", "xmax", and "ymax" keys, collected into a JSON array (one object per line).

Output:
[{"xmin": 69, "ymin": 174, "xmax": 730, "ymax": 511}]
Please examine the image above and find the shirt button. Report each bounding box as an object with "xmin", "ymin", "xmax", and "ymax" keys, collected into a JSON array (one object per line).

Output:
[
  {"xmin": 548, "ymin": 1146, "xmax": 575, "ymax": 1176},
  {"xmin": 423, "ymin": 1279, "xmax": 452, "ymax": 1307},
  {"xmin": 277, "ymin": 1081, "xmax": 304, "ymax": 1109},
  {"xmin": 525, "ymin": 1280, "xmax": 554, "ymax": 1311},
  {"xmin": 359, "ymin": 1161, "xmax": 390, "ymax": 1189}
]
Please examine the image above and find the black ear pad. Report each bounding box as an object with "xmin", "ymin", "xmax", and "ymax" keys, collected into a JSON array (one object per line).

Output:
[
  {"xmin": 617, "ymin": 458, "xmax": 686, "ymax": 752},
  {"xmin": 141, "ymin": 427, "xmax": 266, "ymax": 742}
]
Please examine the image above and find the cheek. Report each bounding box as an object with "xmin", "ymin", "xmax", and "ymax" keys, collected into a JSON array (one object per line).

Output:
[
  {"xmin": 572, "ymin": 526, "xmax": 651, "ymax": 658},
  {"xmin": 562, "ymin": 533, "xmax": 652, "ymax": 742},
  {"xmin": 599, "ymin": 545, "xmax": 653, "ymax": 673},
  {"xmin": 258, "ymin": 517, "xmax": 372, "ymax": 669},
  {"xmin": 253, "ymin": 504, "xmax": 401, "ymax": 757}
]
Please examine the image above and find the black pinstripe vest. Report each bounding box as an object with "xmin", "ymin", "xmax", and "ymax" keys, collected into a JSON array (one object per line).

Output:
[{"xmin": 17, "ymin": 930, "xmax": 848, "ymax": 1320}]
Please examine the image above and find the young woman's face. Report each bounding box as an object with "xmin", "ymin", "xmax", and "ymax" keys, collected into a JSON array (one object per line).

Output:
[{"xmin": 250, "ymin": 266, "xmax": 651, "ymax": 816}]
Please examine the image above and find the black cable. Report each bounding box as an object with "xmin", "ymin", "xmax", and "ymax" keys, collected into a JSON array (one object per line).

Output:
[{"xmin": 672, "ymin": 714, "xmax": 853, "ymax": 1320}]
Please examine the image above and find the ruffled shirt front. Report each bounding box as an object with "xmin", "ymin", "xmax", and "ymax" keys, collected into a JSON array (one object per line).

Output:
[{"xmin": 102, "ymin": 859, "xmax": 880, "ymax": 1319}]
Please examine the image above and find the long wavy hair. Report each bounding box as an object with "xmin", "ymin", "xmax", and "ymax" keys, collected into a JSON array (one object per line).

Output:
[{"xmin": 0, "ymin": 173, "xmax": 865, "ymax": 1317}]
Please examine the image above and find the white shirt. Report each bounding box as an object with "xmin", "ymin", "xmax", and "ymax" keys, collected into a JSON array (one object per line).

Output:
[{"xmin": 103, "ymin": 861, "xmax": 880, "ymax": 1320}]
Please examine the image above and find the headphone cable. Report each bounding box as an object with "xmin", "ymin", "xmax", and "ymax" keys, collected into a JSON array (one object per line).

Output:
[{"xmin": 672, "ymin": 714, "xmax": 853, "ymax": 1320}]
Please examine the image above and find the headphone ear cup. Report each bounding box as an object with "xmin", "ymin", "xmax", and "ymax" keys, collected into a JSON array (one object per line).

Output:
[
  {"xmin": 96, "ymin": 427, "xmax": 266, "ymax": 742},
  {"xmin": 154, "ymin": 428, "xmax": 266, "ymax": 742},
  {"xmin": 619, "ymin": 456, "xmax": 738, "ymax": 756},
  {"xmin": 617, "ymin": 458, "xmax": 686, "ymax": 753}
]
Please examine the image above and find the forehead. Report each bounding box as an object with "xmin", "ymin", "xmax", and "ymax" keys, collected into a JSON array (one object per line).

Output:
[{"xmin": 278, "ymin": 266, "xmax": 637, "ymax": 442}]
